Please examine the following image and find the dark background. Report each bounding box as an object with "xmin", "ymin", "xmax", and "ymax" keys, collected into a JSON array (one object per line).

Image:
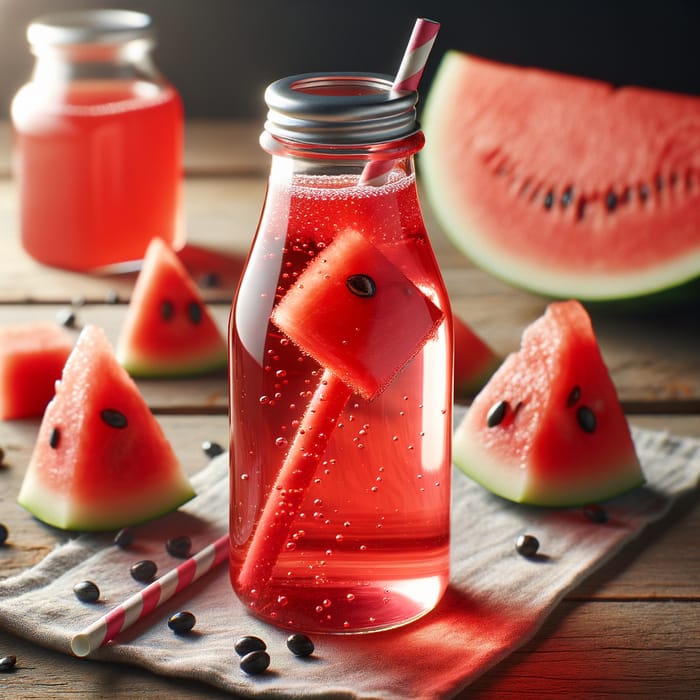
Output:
[{"xmin": 1, "ymin": 0, "xmax": 700, "ymax": 120}]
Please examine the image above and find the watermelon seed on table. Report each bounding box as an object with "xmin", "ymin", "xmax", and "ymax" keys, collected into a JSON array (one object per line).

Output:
[
  {"xmin": 166, "ymin": 535, "xmax": 192, "ymax": 558},
  {"xmin": 73, "ymin": 580, "xmax": 100, "ymax": 603},
  {"xmin": 167, "ymin": 611, "xmax": 196, "ymax": 635},
  {"xmin": 113, "ymin": 527, "xmax": 134, "ymax": 548},
  {"xmin": 0, "ymin": 523, "xmax": 8, "ymax": 545},
  {"xmin": 234, "ymin": 635, "xmax": 267, "ymax": 657},
  {"xmin": 0, "ymin": 655, "xmax": 17, "ymax": 672},
  {"xmin": 130, "ymin": 559, "xmax": 157, "ymax": 583}
]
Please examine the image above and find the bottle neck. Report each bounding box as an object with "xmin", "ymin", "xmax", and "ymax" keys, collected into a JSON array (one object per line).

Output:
[
  {"xmin": 262, "ymin": 130, "xmax": 425, "ymax": 183},
  {"xmin": 30, "ymin": 38, "xmax": 161, "ymax": 86}
]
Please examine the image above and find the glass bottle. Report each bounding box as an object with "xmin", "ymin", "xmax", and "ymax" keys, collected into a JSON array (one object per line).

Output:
[
  {"xmin": 11, "ymin": 10, "xmax": 184, "ymax": 272},
  {"xmin": 229, "ymin": 72, "xmax": 453, "ymax": 633}
]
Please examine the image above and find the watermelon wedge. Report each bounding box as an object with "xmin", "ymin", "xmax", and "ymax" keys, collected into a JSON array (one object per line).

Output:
[
  {"xmin": 453, "ymin": 312, "xmax": 501, "ymax": 399},
  {"xmin": 421, "ymin": 51, "xmax": 700, "ymax": 302},
  {"xmin": 453, "ymin": 301, "xmax": 644, "ymax": 506},
  {"xmin": 116, "ymin": 237, "xmax": 227, "ymax": 377},
  {"xmin": 18, "ymin": 325, "xmax": 195, "ymax": 530},
  {"xmin": 0, "ymin": 322, "xmax": 74, "ymax": 419}
]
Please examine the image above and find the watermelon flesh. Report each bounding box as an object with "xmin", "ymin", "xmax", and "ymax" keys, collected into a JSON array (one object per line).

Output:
[
  {"xmin": 0, "ymin": 322, "xmax": 74, "ymax": 419},
  {"xmin": 18, "ymin": 325, "xmax": 195, "ymax": 530},
  {"xmin": 453, "ymin": 312, "xmax": 501, "ymax": 399},
  {"xmin": 116, "ymin": 237, "xmax": 227, "ymax": 377},
  {"xmin": 453, "ymin": 300, "xmax": 644, "ymax": 506},
  {"xmin": 271, "ymin": 228, "xmax": 444, "ymax": 400},
  {"xmin": 421, "ymin": 51, "xmax": 700, "ymax": 301}
]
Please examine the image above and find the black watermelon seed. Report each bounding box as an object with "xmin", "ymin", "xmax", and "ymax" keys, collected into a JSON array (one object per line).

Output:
[
  {"xmin": 346, "ymin": 274, "xmax": 376, "ymax": 298},
  {"xmin": 200, "ymin": 272, "xmax": 221, "ymax": 288},
  {"xmin": 560, "ymin": 186, "xmax": 574, "ymax": 207},
  {"xmin": 605, "ymin": 191, "xmax": 618, "ymax": 212},
  {"xmin": 166, "ymin": 535, "xmax": 192, "ymax": 558},
  {"xmin": 543, "ymin": 190, "xmax": 554, "ymax": 209},
  {"xmin": 49, "ymin": 427, "xmax": 61, "ymax": 449},
  {"xmin": 202, "ymin": 440, "xmax": 224, "ymax": 458},
  {"xmin": 566, "ymin": 385, "xmax": 581, "ymax": 407},
  {"xmin": 161, "ymin": 299, "xmax": 175, "ymax": 321},
  {"xmin": 486, "ymin": 400, "xmax": 508, "ymax": 428},
  {"xmin": 0, "ymin": 655, "xmax": 17, "ymax": 672},
  {"xmin": 577, "ymin": 406, "xmax": 597, "ymax": 433},
  {"xmin": 187, "ymin": 301, "xmax": 203, "ymax": 325},
  {"xmin": 240, "ymin": 650, "xmax": 270, "ymax": 675},
  {"xmin": 73, "ymin": 580, "xmax": 100, "ymax": 603},
  {"xmin": 100, "ymin": 408, "xmax": 128, "ymax": 429},
  {"xmin": 0, "ymin": 523, "xmax": 8, "ymax": 545},
  {"xmin": 113, "ymin": 527, "xmax": 134, "ymax": 548},
  {"xmin": 515, "ymin": 534, "xmax": 540, "ymax": 558},
  {"xmin": 130, "ymin": 559, "xmax": 157, "ymax": 583},
  {"xmin": 234, "ymin": 635, "xmax": 267, "ymax": 657},
  {"xmin": 168, "ymin": 611, "xmax": 196, "ymax": 634},
  {"xmin": 583, "ymin": 504, "xmax": 609, "ymax": 524},
  {"xmin": 287, "ymin": 632, "xmax": 315, "ymax": 657},
  {"xmin": 56, "ymin": 307, "xmax": 77, "ymax": 328}
]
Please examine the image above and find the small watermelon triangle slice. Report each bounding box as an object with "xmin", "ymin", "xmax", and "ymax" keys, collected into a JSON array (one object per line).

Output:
[
  {"xmin": 453, "ymin": 312, "xmax": 501, "ymax": 399},
  {"xmin": 453, "ymin": 300, "xmax": 644, "ymax": 506},
  {"xmin": 18, "ymin": 325, "xmax": 195, "ymax": 531},
  {"xmin": 116, "ymin": 238, "xmax": 227, "ymax": 377}
]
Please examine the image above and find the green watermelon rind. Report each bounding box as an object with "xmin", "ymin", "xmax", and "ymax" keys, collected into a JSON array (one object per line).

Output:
[
  {"xmin": 118, "ymin": 348, "xmax": 228, "ymax": 379},
  {"xmin": 420, "ymin": 51, "xmax": 700, "ymax": 303},
  {"xmin": 18, "ymin": 470, "xmax": 195, "ymax": 532},
  {"xmin": 452, "ymin": 417, "xmax": 645, "ymax": 507}
]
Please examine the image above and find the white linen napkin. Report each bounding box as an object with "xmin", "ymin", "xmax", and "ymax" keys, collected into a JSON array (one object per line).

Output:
[{"xmin": 1, "ymin": 409, "xmax": 699, "ymax": 700}]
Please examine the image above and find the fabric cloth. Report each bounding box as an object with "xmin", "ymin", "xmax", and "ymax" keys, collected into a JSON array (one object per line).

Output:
[{"xmin": 1, "ymin": 410, "xmax": 699, "ymax": 700}]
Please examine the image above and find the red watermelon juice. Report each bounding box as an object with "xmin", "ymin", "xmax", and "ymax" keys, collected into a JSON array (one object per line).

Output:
[
  {"xmin": 229, "ymin": 170, "xmax": 452, "ymax": 633},
  {"xmin": 11, "ymin": 80, "xmax": 183, "ymax": 271}
]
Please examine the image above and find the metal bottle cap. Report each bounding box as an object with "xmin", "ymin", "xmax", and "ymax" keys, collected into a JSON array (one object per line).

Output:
[
  {"xmin": 27, "ymin": 10, "xmax": 154, "ymax": 47},
  {"xmin": 264, "ymin": 72, "xmax": 419, "ymax": 145}
]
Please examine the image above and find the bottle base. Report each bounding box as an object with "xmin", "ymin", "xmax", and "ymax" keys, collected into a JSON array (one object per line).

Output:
[{"xmin": 235, "ymin": 574, "xmax": 448, "ymax": 635}]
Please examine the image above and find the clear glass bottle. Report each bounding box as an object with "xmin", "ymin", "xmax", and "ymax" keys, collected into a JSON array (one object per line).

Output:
[
  {"xmin": 229, "ymin": 73, "xmax": 453, "ymax": 633},
  {"xmin": 11, "ymin": 10, "xmax": 184, "ymax": 271}
]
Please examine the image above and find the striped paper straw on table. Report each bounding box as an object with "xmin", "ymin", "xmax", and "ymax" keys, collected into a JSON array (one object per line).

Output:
[
  {"xmin": 358, "ymin": 17, "xmax": 440, "ymax": 186},
  {"xmin": 71, "ymin": 534, "xmax": 229, "ymax": 657}
]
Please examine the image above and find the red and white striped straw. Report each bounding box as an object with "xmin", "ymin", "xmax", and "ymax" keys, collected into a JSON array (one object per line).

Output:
[
  {"xmin": 70, "ymin": 534, "xmax": 229, "ymax": 657},
  {"xmin": 358, "ymin": 17, "xmax": 440, "ymax": 186}
]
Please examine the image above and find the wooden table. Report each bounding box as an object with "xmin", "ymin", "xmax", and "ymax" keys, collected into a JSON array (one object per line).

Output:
[{"xmin": 0, "ymin": 120, "xmax": 698, "ymax": 699}]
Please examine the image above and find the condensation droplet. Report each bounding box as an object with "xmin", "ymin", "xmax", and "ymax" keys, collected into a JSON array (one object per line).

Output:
[
  {"xmin": 275, "ymin": 437, "xmax": 288, "ymax": 447},
  {"xmin": 240, "ymin": 473, "xmax": 249, "ymax": 481}
]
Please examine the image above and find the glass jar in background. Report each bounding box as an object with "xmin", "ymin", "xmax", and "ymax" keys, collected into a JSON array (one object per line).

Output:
[
  {"xmin": 11, "ymin": 9, "xmax": 184, "ymax": 272},
  {"xmin": 229, "ymin": 73, "xmax": 453, "ymax": 633}
]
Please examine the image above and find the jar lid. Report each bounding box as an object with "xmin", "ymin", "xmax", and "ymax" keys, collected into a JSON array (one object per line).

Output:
[
  {"xmin": 264, "ymin": 72, "xmax": 419, "ymax": 145},
  {"xmin": 27, "ymin": 9, "xmax": 153, "ymax": 46}
]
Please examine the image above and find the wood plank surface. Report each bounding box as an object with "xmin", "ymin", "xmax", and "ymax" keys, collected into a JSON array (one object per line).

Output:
[{"xmin": 0, "ymin": 119, "xmax": 699, "ymax": 699}]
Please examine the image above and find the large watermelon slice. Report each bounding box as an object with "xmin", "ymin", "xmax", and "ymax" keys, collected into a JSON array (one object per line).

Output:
[
  {"xmin": 116, "ymin": 237, "xmax": 227, "ymax": 377},
  {"xmin": 453, "ymin": 300, "xmax": 644, "ymax": 506},
  {"xmin": 0, "ymin": 322, "xmax": 74, "ymax": 419},
  {"xmin": 421, "ymin": 51, "xmax": 700, "ymax": 302},
  {"xmin": 18, "ymin": 324, "xmax": 195, "ymax": 530}
]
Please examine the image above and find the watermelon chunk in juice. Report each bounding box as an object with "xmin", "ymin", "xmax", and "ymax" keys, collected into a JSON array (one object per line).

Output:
[{"xmin": 238, "ymin": 228, "xmax": 444, "ymax": 591}]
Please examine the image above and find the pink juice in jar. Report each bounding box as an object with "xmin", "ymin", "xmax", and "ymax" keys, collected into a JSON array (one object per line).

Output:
[
  {"xmin": 12, "ymin": 80, "xmax": 183, "ymax": 271},
  {"xmin": 229, "ymin": 171, "xmax": 452, "ymax": 633}
]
